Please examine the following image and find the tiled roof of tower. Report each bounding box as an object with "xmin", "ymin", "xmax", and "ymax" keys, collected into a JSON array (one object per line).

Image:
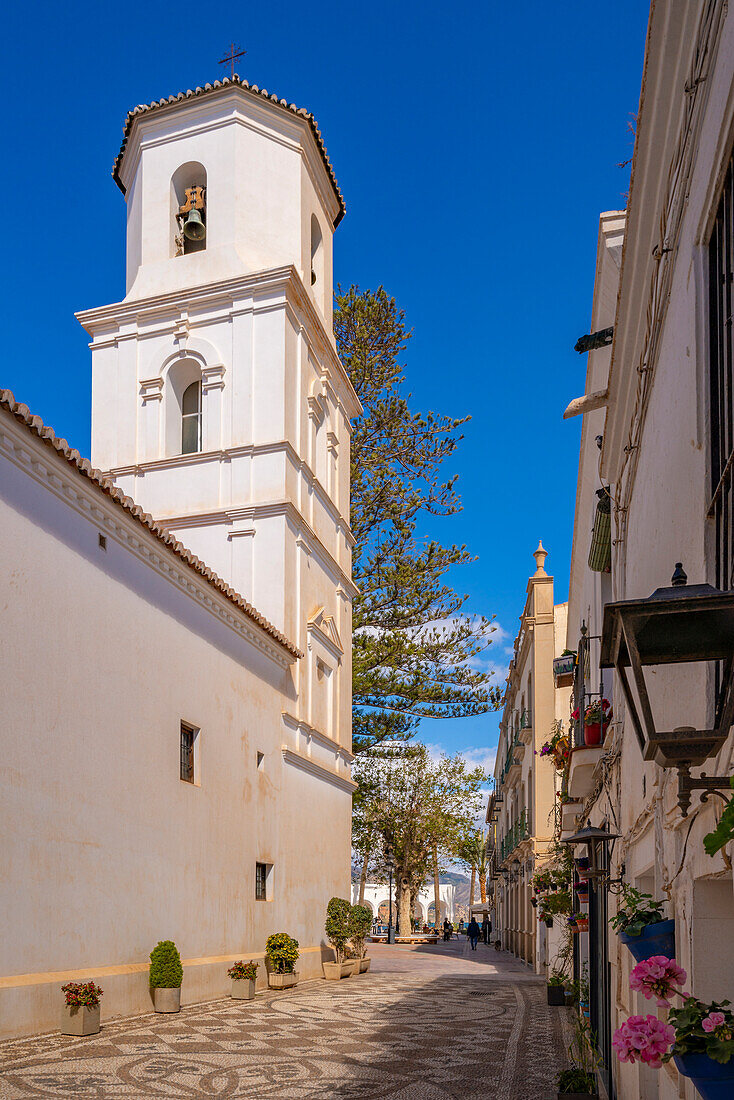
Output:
[
  {"xmin": 112, "ymin": 74, "xmax": 345, "ymax": 227},
  {"xmin": 0, "ymin": 388, "xmax": 303, "ymax": 661}
]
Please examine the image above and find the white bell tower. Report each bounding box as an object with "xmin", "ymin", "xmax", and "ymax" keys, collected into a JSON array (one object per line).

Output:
[{"xmin": 77, "ymin": 76, "xmax": 360, "ymax": 749}]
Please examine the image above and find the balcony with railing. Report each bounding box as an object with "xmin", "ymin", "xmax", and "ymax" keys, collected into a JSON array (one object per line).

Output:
[{"xmin": 499, "ymin": 809, "xmax": 530, "ymax": 861}]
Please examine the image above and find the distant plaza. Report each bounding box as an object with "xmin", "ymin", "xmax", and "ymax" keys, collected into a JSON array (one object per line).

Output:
[{"xmin": 352, "ymin": 883, "xmax": 456, "ymax": 927}]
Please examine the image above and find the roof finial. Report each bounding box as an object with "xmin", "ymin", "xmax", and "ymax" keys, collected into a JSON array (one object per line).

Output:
[
  {"xmin": 533, "ymin": 540, "xmax": 548, "ymax": 577},
  {"xmin": 218, "ymin": 42, "xmax": 246, "ymax": 80}
]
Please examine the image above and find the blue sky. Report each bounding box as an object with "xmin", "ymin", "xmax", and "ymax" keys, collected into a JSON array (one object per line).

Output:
[{"xmin": 3, "ymin": 1, "xmax": 648, "ymax": 773}]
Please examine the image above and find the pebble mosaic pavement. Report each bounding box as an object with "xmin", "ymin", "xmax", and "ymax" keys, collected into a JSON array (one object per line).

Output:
[{"xmin": 0, "ymin": 940, "xmax": 573, "ymax": 1099}]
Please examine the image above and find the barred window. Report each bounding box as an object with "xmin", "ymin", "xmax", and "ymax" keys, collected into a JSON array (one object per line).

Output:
[
  {"xmin": 180, "ymin": 723, "xmax": 196, "ymax": 783},
  {"xmin": 708, "ymin": 156, "xmax": 734, "ymax": 590},
  {"xmin": 255, "ymin": 862, "xmax": 268, "ymax": 901}
]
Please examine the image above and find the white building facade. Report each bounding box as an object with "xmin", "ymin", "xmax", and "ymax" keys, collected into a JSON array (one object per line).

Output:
[
  {"xmin": 352, "ymin": 883, "xmax": 456, "ymax": 925},
  {"xmin": 0, "ymin": 76, "xmax": 358, "ymax": 1038},
  {"xmin": 562, "ymin": 4, "xmax": 734, "ymax": 1097}
]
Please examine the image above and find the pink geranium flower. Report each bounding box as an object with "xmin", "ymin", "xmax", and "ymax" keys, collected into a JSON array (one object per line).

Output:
[
  {"xmin": 613, "ymin": 1015, "xmax": 675, "ymax": 1068},
  {"xmin": 629, "ymin": 955, "xmax": 686, "ymax": 1007},
  {"xmin": 702, "ymin": 1011, "xmax": 726, "ymax": 1033}
]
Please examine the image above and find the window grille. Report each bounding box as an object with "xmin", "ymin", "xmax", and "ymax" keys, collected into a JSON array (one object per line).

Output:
[
  {"xmin": 708, "ymin": 155, "xmax": 734, "ymax": 591},
  {"xmin": 255, "ymin": 862, "xmax": 267, "ymax": 901},
  {"xmin": 180, "ymin": 723, "xmax": 195, "ymax": 783}
]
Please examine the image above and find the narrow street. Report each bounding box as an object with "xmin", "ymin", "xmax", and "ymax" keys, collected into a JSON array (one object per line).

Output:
[{"xmin": 0, "ymin": 941, "xmax": 572, "ymax": 1099}]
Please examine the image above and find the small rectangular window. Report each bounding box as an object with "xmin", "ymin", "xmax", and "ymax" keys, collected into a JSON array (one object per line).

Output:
[
  {"xmin": 256, "ymin": 751, "xmax": 264, "ymax": 768},
  {"xmin": 180, "ymin": 723, "xmax": 196, "ymax": 783},
  {"xmin": 98, "ymin": 533, "xmax": 107, "ymax": 551},
  {"xmin": 255, "ymin": 862, "xmax": 268, "ymax": 900}
]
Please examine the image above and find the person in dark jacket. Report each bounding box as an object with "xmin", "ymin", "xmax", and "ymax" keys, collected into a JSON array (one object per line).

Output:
[
  {"xmin": 467, "ymin": 918, "xmax": 481, "ymax": 951},
  {"xmin": 482, "ymin": 916, "xmax": 491, "ymax": 943}
]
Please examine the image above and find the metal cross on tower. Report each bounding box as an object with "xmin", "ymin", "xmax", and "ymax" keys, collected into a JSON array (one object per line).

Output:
[{"xmin": 218, "ymin": 42, "xmax": 246, "ymax": 80}]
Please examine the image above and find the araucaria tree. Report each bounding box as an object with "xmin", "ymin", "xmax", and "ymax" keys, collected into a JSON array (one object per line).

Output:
[
  {"xmin": 334, "ymin": 286, "xmax": 502, "ymax": 753},
  {"xmin": 353, "ymin": 744, "xmax": 485, "ymax": 934}
]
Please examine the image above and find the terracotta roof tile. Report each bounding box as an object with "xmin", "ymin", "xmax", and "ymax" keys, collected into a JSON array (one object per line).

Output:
[
  {"xmin": 0, "ymin": 389, "xmax": 302, "ymax": 661},
  {"xmin": 112, "ymin": 75, "xmax": 345, "ymax": 227}
]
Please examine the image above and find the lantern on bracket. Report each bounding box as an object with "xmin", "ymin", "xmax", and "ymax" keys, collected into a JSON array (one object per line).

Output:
[
  {"xmin": 561, "ymin": 824, "xmax": 621, "ymax": 887},
  {"xmin": 600, "ymin": 563, "xmax": 734, "ymax": 815}
]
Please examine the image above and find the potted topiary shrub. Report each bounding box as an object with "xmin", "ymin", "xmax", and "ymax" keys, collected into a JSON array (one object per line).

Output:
[
  {"xmin": 60, "ymin": 982, "xmax": 103, "ymax": 1036},
  {"xmin": 149, "ymin": 940, "xmax": 183, "ymax": 1012},
  {"xmin": 349, "ymin": 903, "xmax": 373, "ymax": 973},
  {"xmin": 610, "ymin": 886, "xmax": 674, "ymax": 962},
  {"xmin": 266, "ymin": 932, "xmax": 299, "ymax": 989},
  {"xmin": 547, "ymin": 971, "xmax": 567, "ymax": 1006},
  {"xmin": 227, "ymin": 960, "xmax": 258, "ymax": 1000},
  {"xmin": 666, "ymin": 997, "xmax": 734, "ymax": 1100},
  {"xmin": 324, "ymin": 897, "xmax": 353, "ymax": 979}
]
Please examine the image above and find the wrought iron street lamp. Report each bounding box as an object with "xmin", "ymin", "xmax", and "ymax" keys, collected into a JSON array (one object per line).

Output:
[
  {"xmin": 561, "ymin": 824, "xmax": 621, "ymax": 887},
  {"xmin": 386, "ymin": 845, "xmax": 396, "ymax": 945},
  {"xmin": 600, "ymin": 563, "xmax": 734, "ymax": 814}
]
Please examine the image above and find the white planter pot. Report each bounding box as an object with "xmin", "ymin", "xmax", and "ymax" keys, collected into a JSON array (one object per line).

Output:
[
  {"xmin": 153, "ymin": 987, "xmax": 181, "ymax": 1013},
  {"xmin": 60, "ymin": 1004, "xmax": 100, "ymax": 1036},
  {"xmin": 323, "ymin": 961, "xmax": 353, "ymax": 980},
  {"xmin": 231, "ymin": 978, "xmax": 256, "ymax": 1000},
  {"xmin": 268, "ymin": 970, "xmax": 299, "ymax": 990}
]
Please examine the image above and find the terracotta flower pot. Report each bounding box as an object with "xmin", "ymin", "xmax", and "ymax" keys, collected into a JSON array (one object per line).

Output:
[
  {"xmin": 60, "ymin": 1004, "xmax": 100, "ymax": 1036},
  {"xmin": 584, "ymin": 720, "xmax": 609, "ymax": 746}
]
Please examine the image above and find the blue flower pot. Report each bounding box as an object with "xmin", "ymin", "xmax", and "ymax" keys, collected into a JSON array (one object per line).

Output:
[
  {"xmin": 619, "ymin": 919, "xmax": 675, "ymax": 962},
  {"xmin": 673, "ymin": 1053, "xmax": 734, "ymax": 1100}
]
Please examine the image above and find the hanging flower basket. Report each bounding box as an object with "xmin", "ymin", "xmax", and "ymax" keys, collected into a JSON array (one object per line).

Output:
[
  {"xmin": 619, "ymin": 920, "xmax": 675, "ymax": 963},
  {"xmin": 575, "ymin": 916, "xmax": 589, "ymax": 933},
  {"xmin": 673, "ymin": 1053, "xmax": 734, "ymax": 1100}
]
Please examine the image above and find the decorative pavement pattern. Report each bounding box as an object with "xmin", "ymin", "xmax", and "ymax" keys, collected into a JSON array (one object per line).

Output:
[{"xmin": 0, "ymin": 941, "xmax": 573, "ymax": 1099}]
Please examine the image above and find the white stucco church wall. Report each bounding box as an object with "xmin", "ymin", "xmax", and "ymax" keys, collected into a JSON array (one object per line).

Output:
[{"xmin": 0, "ymin": 76, "xmax": 358, "ymax": 1038}]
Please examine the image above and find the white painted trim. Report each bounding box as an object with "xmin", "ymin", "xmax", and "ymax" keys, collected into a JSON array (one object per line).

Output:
[{"xmin": 281, "ymin": 747, "xmax": 357, "ymax": 793}]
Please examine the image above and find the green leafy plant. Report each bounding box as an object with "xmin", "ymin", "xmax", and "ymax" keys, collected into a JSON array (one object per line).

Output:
[
  {"xmin": 703, "ymin": 777, "xmax": 734, "ymax": 857},
  {"xmin": 542, "ymin": 888, "xmax": 572, "ymax": 916},
  {"xmin": 61, "ymin": 981, "xmax": 103, "ymax": 1008},
  {"xmin": 325, "ymin": 897, "xmax": 352, "ymax": 963},
  {"xmin": 609, "ymin": 886, "xmax": 665, "ymax": 938},
  {"xmin": 227, "ymin": 960, "xmax": 258, "ymax": 981},
  {"xmin": 548, "ymin": 970, "xmax": 567, "ymax": 987},
  {"xmin": 557, "ymin": 1068, "xmax": 597, "ymax": 1094},
  {"xmin": 266, "ymin": 932, "xmax": 299, "ymax": 974},
  {"xmin": 665, "ymin": 997, "xmax": 734, "ymax": 1065},
  {"xmin": 149, "ymin": 940, "xmax": 183, "ymax": 989},
  {"xmin": 348, "ymin": 904, "xmax": 373, "ymax": 960}
]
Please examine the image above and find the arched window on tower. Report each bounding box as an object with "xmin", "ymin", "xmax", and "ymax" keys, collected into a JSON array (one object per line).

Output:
[
  {"xmin": 171, "ymin": 162, "xmax": 208, "ymax": 257},
  {"xmin": 181, "ymin": 380, "xmax": 202, "ymax": 454},
  {"xmin": 310, "ymin": 214, "xmax": 323, "ymax": 295}
]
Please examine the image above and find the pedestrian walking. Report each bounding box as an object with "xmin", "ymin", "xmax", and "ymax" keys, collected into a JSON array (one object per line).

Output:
[
  {"xmin": 467, "ymin": 917, "xmax": 480, "ymax": 951},
  {"xmin": 482, "ymin": 915, "xmax": 491, "ymax": 944}
]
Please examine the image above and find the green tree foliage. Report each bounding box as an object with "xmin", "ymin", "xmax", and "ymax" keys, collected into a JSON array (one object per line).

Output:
[
  {"xmin": 353, "ymin": 743, "xmax": 485, "ymax": 933},
  {"xmin": 334, "ymin": 286, "xmax": 502, "ymax": 753},
  {"xmin": 149, "ymin": 940, "xmax": 183, "ymax": 989},
  {"xmin": 265, "ymin": 932, "xmax": 299, "ymax": 973},
  {"xmin": 348, "ymin": 904, "xmax": 373, "ymax": 960},
  {"xmin": 325, "ymin": 897, "xmax": 352, "ymax": 963}
]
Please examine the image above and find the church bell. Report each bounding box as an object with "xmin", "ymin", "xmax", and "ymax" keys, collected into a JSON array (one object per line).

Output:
[{"xmin": 183, "ymin": 208, "xmax": 206, "ymax": 242}]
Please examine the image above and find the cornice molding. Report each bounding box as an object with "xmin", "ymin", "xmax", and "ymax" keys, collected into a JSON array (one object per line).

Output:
[
  {"xmin": 281, "ymin": 711, "xmax": 353, "ymax": 763},
  {"xmin": 76, "ymin": 266, "xmax": 361, "ymax": 420},
  {"xmin": 281, "ymin": 747, "xmax": 357, "ymax": 794}
]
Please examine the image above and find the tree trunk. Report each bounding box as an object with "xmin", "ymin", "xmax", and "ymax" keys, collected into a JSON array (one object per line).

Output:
[
  {"xmin": 469, "ymin": 864, "xmax": 476, "ymax": 907},
  {"xmin": 432, "ymin": 845, "xmax": 441, "ymax": 932},
  {"xmin": 479, "ymin": 868, "xmax": 487, "ymax": 905},
  {"xmin": 358, "ymin": 840, "xmax": 371, "ymax": 906},
  {"xmin": 398, "ymin": 878, "xmax": 412, "ymax": 937}
]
